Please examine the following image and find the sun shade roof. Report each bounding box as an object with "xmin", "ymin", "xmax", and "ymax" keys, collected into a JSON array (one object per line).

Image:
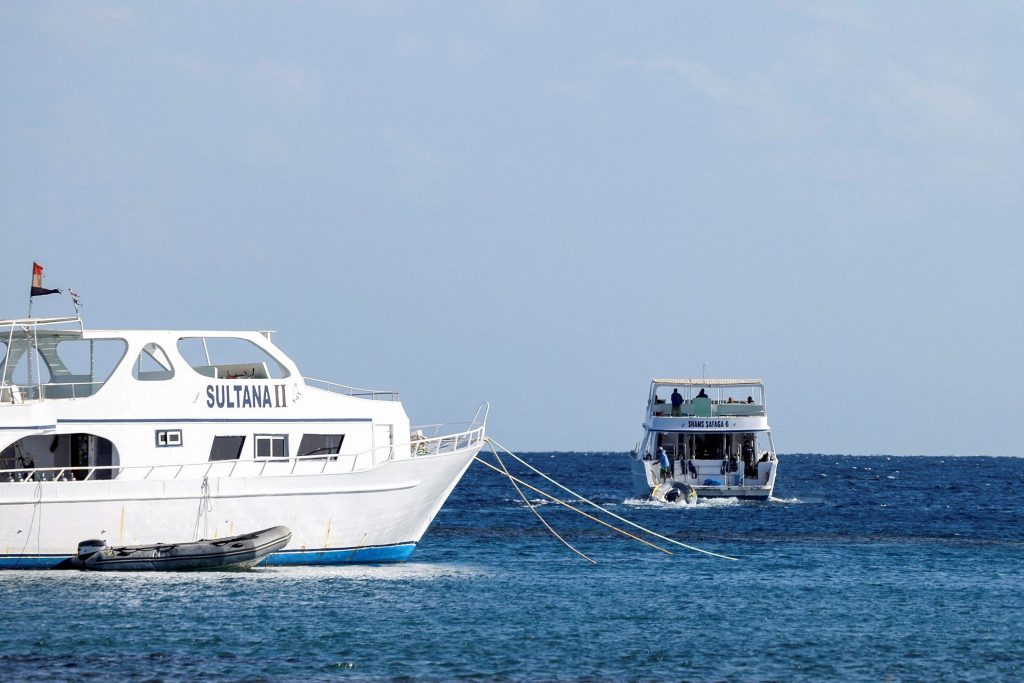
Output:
[{"xmin": 653, "ymin": 378, "xmax": 764, "ymax": 387}]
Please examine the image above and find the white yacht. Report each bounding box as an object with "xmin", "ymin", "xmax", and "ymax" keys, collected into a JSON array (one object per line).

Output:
[
  {"xmin": 631, "ymin": 378, "xmax": 778, "ymax": 501},
  {"xmin": 0, "ymin": 315, "xmax": 486, "ymax": 568}
]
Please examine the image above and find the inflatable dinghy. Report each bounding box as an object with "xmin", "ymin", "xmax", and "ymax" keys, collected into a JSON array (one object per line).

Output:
[
  {"xmin": 651, "ymin": 481, "xmax": 697, "ymax": 504},
  {"xmin": 64, "ymin": 526, "xmax": 291, "ymax": 571}
]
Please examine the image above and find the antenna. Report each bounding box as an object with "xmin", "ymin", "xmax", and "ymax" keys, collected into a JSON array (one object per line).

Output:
[{"xmin": 702, "ymin": 362, "xmax": 706, "ymax": 380}]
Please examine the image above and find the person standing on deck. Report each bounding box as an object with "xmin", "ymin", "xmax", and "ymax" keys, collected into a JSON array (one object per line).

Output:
[
  {"xmin": 670, "ymin": 388, "xmax": 683, "ymax": 417},
  {"xmin": 658, "ymin": 447, "xmax": 671, "ymax": 482}
]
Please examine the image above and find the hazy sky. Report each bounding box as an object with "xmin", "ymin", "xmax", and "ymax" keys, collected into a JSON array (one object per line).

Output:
[{"xmin": 2, "ymin": 2, "xmax": 1022, "ymax": 455}]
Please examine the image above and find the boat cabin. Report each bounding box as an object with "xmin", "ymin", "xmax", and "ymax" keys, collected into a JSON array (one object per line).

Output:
[
  {"xmin": 639, "ymin": 378, "xmax": 775, "ymax": 488},
  {"xmin": 0, "ymin": 316, "xmax": 409, "ymax": 484}
]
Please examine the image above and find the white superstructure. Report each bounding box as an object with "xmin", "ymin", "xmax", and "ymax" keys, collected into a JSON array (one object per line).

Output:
[
  {"xmin": 0, "ymin": 315, "xmax": 486, "ymax": 568},
  {"xmin": 631, "ymin": 378, "xmax": 778, "ymax": 501}
]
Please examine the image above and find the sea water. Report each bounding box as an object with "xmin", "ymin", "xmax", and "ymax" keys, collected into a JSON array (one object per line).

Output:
[{"xmin": 1, "ymin": 453, "xmax": 1021, "ymax": 681}]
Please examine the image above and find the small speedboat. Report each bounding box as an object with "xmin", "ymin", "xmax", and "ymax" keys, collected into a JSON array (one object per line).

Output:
[
  {"xmin": 64, "ymin": 526, "xmax": 291, "ymax": 571},
  {"xmin": 651, "ymin": 481, "xmax": 697, "ymax": 504}
]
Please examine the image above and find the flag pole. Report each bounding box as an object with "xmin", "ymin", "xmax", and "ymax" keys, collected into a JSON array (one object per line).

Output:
[
  {"xmin": 27, "ymin": 260, "xmax": 35, "ymax": 318},
  {"xmin": 69, "ymin": 289, "xmax": 83, "ymax": 331}
]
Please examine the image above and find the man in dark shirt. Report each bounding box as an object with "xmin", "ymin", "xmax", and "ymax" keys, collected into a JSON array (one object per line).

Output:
[{"xmin": 670, "ymin": 388, "xmax": 683, "ymax": 416}]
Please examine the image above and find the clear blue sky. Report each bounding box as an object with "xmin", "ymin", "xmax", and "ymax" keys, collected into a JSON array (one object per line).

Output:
[{"xmin": 2, "ymin": 2, "xmax": 1022, "ymax": 455}]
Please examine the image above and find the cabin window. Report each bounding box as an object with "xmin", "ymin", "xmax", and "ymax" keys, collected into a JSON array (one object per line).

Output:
[
  {"xmin": 1, "ymin": 433, "xmax": 119, "ymax": 481},
  {"xmin": 297, "ymin": 434, "xmax": 344, "ymax": 458},
  {"xmin": 176, "ymin": 337, "xmax": 290, "ymax": 380},
  {"xmin": 1, "ymin": 335, "xmax": 127, "ymax": 400},
  {"xmin": 51, "ymin": 338, "xmax": 126, "ymax": 382},
  {"xmin": 133, "ymin": 343, "xmax": 175, "ymax": 381},
  {"xmin": 255, "ymin": 434, "xmax": 288, "ymax": 458},
  {"xmin": 1, "ymin": 345, "xmax": 51, "ymax": 385},
  {"xmin": 209, "ymin": 435, "xmax": 245, "ymax": 461},
  {"xmin": 155, "ymin": 429, "xmax": 183, "ymax": 447}
]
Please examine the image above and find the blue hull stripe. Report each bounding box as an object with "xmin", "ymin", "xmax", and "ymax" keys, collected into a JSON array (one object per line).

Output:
[
  {"xmin": 0, "ymin": 542, "xmax": 417, "ymax": 570},
  {"xmin": 0, "ymin": 555, "xmax": 71, "ymax": 570},
  {"xmin": 264, "ymin": 543, "xmax": 415, "ymax": 565}
]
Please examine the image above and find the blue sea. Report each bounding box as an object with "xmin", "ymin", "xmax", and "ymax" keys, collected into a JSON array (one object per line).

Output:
[{"xmin": 1, "ymin": 453, "xmax": 1022, "ymax": 681}]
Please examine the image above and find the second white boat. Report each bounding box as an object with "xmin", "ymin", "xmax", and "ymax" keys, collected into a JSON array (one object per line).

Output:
[{"xmin": 631, "ymin": 378, "xmax": 778, "ymax": 501}]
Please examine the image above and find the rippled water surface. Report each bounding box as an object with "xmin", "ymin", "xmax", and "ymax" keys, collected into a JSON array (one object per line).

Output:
[{"xmin": 2, "ymin": 453, "xmax": 1022, "ymax": 681}]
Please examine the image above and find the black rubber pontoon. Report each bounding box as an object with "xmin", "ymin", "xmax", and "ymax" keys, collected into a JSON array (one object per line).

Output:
[{"xmin": 64, "ymin": 526, "xmax": 291, "ymax": 571}]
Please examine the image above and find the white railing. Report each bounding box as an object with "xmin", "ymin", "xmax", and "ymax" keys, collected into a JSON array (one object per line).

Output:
[
  {"xmin": 411, "ymin": 402, "xmax": 489, "ymax": 456},
  {"xmin": 302, "ymin": 377, "xmax": 399, "ymax": 401},
  {"xmin": 413, "ymin": 402, "xmax": 489, "ymax": 438},
  {"xmin": 648, "ymin": 402, "xmax": 765, "ymax": 418},
  {"xmin": 0, "ymin": 381, "xmax": 106, "ymax": 403},
  {"xmin": 0, "ymin": 422, "xmax": 487, "ymax": 484},
  {"xmin": 1, "ymin": 377, "xmax": 400, "ymax": 404}
]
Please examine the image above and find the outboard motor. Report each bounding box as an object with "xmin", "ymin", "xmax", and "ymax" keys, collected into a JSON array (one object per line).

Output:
[
  {"xmin": 69, "ymin": 539, "xmax": 109, "ymax": 567},
  {"xmin": 77, "ymin": 539, "xmax": 108, "ymax": 556}
]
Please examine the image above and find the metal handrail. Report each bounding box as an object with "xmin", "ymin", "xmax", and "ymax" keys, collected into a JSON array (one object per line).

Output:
[
  {"xmin": 302, "ymin": 377, "xmax": 399, "ymax": 401},
  {"xmin": 0, "ymin": 380, "xmax": 106, "ymax": 402},
  {"xmin": 648, "ymin": 404, "xmax": 766, "ymax": 418},
  {"xmin": 413, "ymin": 402, "xmax": 490, "ymax": 439},
  {"xmin": 0, "ymin": 423, "xmax": 486, "ymax": 483}
]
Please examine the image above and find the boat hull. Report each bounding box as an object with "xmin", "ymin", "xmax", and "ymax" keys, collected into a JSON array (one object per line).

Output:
[
  {"xmin": 0, "ymin": 445, "xmax": 480, "ymax": 569},
  {"xmin": 630, "ymin": 457, "xmax": 775, "ymax": 501}
]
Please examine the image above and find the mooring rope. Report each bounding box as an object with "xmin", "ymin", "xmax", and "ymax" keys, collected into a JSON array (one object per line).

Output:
[
  {"xmin": 474, "ymin": 455, "xmax": 673, "ymax": 555},
  {"xmin": 485, "ymin": 437, "xmax": 738, "ymax": 561},
  {"xmin": 193, "ymin": 476, "xmax": 211, "ymax": 541},
  {"xmin": 487, "ymin": 442, "xmax": 596, "ymax": 564}
]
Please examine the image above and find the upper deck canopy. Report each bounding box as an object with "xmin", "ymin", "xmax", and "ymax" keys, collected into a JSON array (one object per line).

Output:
[
  {"xmin": 652, "ymin": 378, "xmax": 764, "ymax": 387},
  {"xmin": 0, "ymin": 316, "xmax": 81, "ymax": 328}
]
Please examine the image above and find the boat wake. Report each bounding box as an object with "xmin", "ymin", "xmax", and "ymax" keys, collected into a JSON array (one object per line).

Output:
[
  {"xmin": 258, "ymin": 563, "xmax": 490, "ymax": 582},
  {"xmin": 693, "ymin": 497, "xmax": 742, "ymax": 508},
  {"xmin": 623, "ymin": 496, "xmax": 764, "ymax": 509},
  {"xmin": 769, "ymin": 496, "xmax": 803, "ymax": 504},
  {"xmin": 621, "ymin": 497, "xmax": 696, "ymax": 509}
]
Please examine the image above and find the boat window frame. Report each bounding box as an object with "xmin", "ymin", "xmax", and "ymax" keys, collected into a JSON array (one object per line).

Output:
[
  {"xmin": 209, "ymin": 435, "xmax": 246, "ymax": 462},
  {"xmin": 133, "ymin": 342, "xmax": 176, "ymax": 382},
  {"xmin": 176, "ymin": 336, "xmax": 291, "ymax": 380},
  {"xmin": 1, "ymin": 333, "xmax": 128, "ymax": 401},
  {"xmin": 254, "ymin": 434, "xmax": 288, "ymax": 459},
  {"xmin": 297, "ymin": 433, "xmax": 344, "ymax": 459},
  {"xmin": 155, "ymin": 429, "xmax": 183, "ymax": 448}
]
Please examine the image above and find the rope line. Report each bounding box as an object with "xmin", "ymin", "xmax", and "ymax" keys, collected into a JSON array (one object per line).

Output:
[
  {"xmin": 486, "ymin": 437, "xmax": 738, "ymax": 561},
  {"xmin": 473, "ymin": 455, "xmax": 673, "ymax": 555},
  {"xmin": 193, "ymin": 476, "xmax": 211, "ymax": 542},
  {"xmin": 487, "ymin": 442, "xmax": 596, "ymax": 564}
]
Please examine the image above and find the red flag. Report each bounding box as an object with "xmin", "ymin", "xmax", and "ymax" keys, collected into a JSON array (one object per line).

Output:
[{"xmin": 30, "ymin": 262, "xmax": 61, "ymax": 297}]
